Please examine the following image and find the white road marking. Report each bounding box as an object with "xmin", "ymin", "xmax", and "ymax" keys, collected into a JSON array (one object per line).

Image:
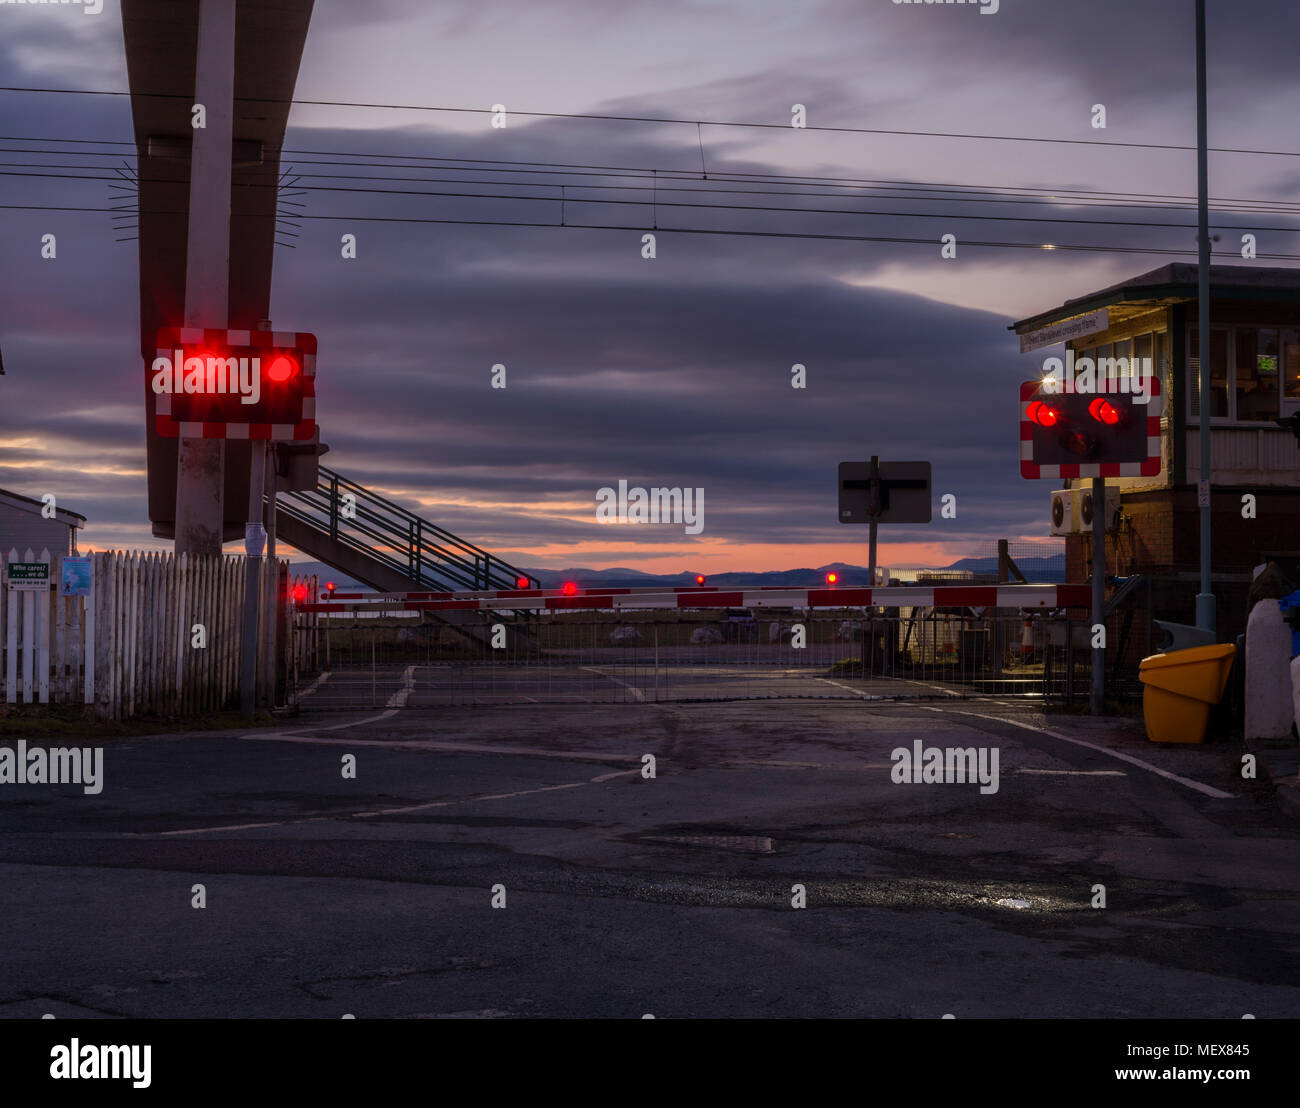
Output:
[
  {"xmin": 249, "ymin": 708, "xmax": 402, "ymax": 743},
  {"xmin": 149, "ymin": 767, "xmax": 641, "ymax": 837},
  {"xmin": 815, "ymin": 678, "xmax": 884, "ymax": 699},
  {"xmin": 581, "ymin": 666, "xmax": 645, "ymax": 702},
  {"xmin": 1018, "ymin": 768, "xmax": 1125, "ymax": 777},
  {"xmin": 296, "ymin": 671, "xmax": 331, "ymax": 700},
  {"xmin": 238, "ymin": 732, "xmax": 639, "ymax": 763},
  {"xmin": 897, "ymin": 675, "xmax": 965, "ymax": 696},
  {"xmin": 385, "ymin": 665, "xmax": 416, "ymax": 708},
  {"xmin": 922, "ymin": 707, "xmax": 1234, "ymax": 799},
  {"xmin": 720, "ymin": 759, "xmax": 1127, "ymax": 776}
]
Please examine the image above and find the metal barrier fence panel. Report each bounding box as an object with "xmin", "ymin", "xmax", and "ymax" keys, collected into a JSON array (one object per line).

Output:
[{"xmin": 287, "ymin": 608, "xmax": 1085, "ymax": 709}]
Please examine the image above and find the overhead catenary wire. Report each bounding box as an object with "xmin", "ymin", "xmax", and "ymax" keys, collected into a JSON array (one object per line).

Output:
[
  {"xmin": 7, "ymin": 202, "xmax": 1300, "ymax": 260},
  {"xmin": 5, "ymin": 85, "xmax": 1300, "ymax": 159},
  {"xmin": 4, "ymin": 167, "xmax": 1300, "ymax": 235},
  {"xmin": 7, "ymin": 131, "xmax": 1300, "ymax": 211},
  {"xmin": 3, "ymin": 156, "xmax": 1283, "ymax": 216}
]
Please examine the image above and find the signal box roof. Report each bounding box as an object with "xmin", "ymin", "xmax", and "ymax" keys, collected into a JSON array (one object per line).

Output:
[
  {"xmin": 0, "ymin": 487, "xmax": 85, "ymax": 529},
  {"xmin": 1010, "ymin": 263, "xmax": 1300, "ymax": 336}
]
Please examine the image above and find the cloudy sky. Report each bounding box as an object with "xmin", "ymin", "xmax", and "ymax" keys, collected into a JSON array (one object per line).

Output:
[{"xmin": 2, "ymin": 0, "xmax": 1298, "ymax": 574}]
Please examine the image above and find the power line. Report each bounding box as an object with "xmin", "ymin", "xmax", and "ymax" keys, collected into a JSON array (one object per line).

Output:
[
  {"xmin": 7, "ymin": 202, "xmax": 1300, "ymax": 261},
  {"xmin": 5, "ymin": 135, "xmax": 1300, "ymax": 215},
  {"xmin": 7, "ymin": 151, "xmax": 1300, "ymax": 225},
  {"xmin": 4, "ymin": 86, "xmax": 1300, "ymax": 159},
  {"xmin": 7, "ymin": 167, "xmax": 1300, "ymax": 236},
  {"xmin": 1, "ymin": 158, "xmax": 1243, "ymax": 216}
]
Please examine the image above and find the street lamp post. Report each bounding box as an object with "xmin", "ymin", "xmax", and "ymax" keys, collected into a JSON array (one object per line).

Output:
[{"xmin": 1195, "ymin": 0, "xmax": 1216, "ymax": 634}]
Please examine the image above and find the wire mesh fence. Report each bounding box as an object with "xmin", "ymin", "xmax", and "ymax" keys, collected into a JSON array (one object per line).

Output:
[{"xmin": 287, "ymin": 607, "xmax": 1090, "ymax": 709}]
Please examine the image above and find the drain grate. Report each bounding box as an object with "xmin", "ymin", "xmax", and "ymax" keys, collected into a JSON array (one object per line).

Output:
[{"xmin": 642, "ymin": 833, "xmax": 775, "ymax": 854}]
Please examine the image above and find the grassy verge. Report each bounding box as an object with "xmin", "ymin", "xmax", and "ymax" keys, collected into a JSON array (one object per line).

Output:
[{"xmin": 0, "ymin": 704, "xmax": 281, "ymax": 739}]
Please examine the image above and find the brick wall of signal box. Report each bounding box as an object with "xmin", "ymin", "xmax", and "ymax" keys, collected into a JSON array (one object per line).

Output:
[{"xmin": 1066, "ymin": 487, "xmax": 1300, "ymax": 580}]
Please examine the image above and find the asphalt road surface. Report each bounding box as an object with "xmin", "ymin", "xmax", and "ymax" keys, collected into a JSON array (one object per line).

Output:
[
  {"xmin": 1, "ymin": 699, "xmax": 1297, "ymax": 1018},
  {"xmin": 292, "ymin": 658, "xmax": 1054, "ymax": 708}
]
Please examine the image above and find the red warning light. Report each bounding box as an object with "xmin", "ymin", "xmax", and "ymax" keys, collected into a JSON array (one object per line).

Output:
[
  {"xmin": 1027, "ymin": 400, "xmax": 1062, "ymax": 428},
  {"xmin": 291, "ymin": 583, "xmax": 307, "ymax": 603},
  {"xmin": 325, "ymin": 581, "xmax": 336, "ymax": 594},
  {"xmin": 826, "ymin": 572, "xmax": 838, "ymax": 584},
  {"xmin": 695, "ymin": 574, "xmax": 706, "ymax": 586},
  {"xmin": 516, "ymin": 576, "xmax": 531, "ymax": 589},
  {"xmin": 266, "ymin": 354, "xmax": 298, "ymax": 383},
  {"xmin": 561, "ymin": 581, "xmax": 578, "ymax": 596},
  {"xmin": 1088, "ymin": 397, "xmax": 1121, "ymax": 425},
  {"xmin": 151, "ymin": 327, "xmax": 316, "ymax": 440}
]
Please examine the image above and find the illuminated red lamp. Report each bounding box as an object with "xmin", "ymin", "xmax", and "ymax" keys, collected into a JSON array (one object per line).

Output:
[
  {"xmin": 695, "ymin": 574, "xmax": 706, "ymax": 586},
  {"xmin": 325, "ymin": 581, "xmax": 336, "ymax": 597},
  {"xmin": 515, "ymin": 576, "xmax": 530, "ymax": 589},
  {"xmin": 826, "ymin": 572, "xmax": 838, "ymax": 585},
  {"xmin": 266, "ymin": 354, "xmax": 298, "ymax": 383},
  {"xmin": 1026, "ymin": 400, "xmax": 1062, "ymax": 428},
  {"xmin": 1088, "ymin": 397, "xmax": 1121, "ymax": 426},
  {"xmin": 561, "ymin": 581, "xmax": 578, "ymax": 597},
  {"xmin": 291, "ymin": 583, "xmax": 308, "ymax": 603}
]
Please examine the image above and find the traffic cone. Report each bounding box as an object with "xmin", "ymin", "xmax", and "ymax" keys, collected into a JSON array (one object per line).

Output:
[{"xmin": 1020, "ymin": 617, "xmax": 1034, "ymax": 659}]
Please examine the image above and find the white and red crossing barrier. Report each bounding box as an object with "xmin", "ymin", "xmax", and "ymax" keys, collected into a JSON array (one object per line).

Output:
[{"xmin": 300, "ymin": 583, "xmax": 1090, "ymax": 614}]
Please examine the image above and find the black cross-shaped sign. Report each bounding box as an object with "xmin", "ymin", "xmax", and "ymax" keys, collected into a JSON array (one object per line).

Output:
[{"xmin": 843, "ymin": 458, "xmax": 930, "ymax": 518}]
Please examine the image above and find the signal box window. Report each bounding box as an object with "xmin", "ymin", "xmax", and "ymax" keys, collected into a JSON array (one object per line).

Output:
[
  {"xmin": 1235, "ymin": 329, "xmax": 1280, "ymax": 422},
  {"xmin": 1188, "ymin": 328, "xmax": 1229, "ymax": 419},
  {"xmin": 1284, "ymin": 329, "xmax": 1300, "ymax": 400}
]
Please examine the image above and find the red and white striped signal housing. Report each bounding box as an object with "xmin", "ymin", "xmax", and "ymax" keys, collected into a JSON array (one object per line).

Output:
[
  {"xmin": 151, "ymin": 327, "xmax": 316, "ymax": 440},
  {"xmin": 1020, "ymin": 377, "xmax": 1161, "ymax": 479}
]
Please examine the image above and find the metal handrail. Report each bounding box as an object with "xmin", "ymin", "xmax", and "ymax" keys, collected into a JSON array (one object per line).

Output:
[{"xmin": 277, "ymin": 464, "xmax": 538, "ymax": 593}]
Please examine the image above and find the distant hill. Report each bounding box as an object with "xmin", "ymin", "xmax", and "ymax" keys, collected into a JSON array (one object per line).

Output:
[
  {"xmin": 522, "ymin": 554, "xmax": 1066, "ymax": 588},
  {"xmin": 286, "ymin": 554, "xmax": 1067, "ymax": 591},
  {"xmin": 943, "ymin": 554, "xmax": 1067, "ymax": 582},
  {"xmin": 281, "ymin": 562, "xmax": 367, "ymax": 589}
]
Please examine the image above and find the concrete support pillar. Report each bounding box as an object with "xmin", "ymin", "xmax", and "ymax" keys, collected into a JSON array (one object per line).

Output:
[{"xmin": 175, "ymin": 0, "xmax": 236, "ymax": 557}]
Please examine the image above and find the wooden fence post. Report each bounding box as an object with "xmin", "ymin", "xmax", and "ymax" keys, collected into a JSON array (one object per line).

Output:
[
  {"xmin": 4, "ymin": 549, "xmax": 15, "ymax": 704},
  {"xmin": 36, "ymin": 547, "xmax": 51, "ymax": 704},
  {"xmin": 83, "ymin": 550, "xmax": 95, "ymax": 706}
]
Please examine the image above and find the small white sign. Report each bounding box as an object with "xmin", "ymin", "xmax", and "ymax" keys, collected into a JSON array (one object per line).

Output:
[{"xmin": 1019, "ymin": 310, "xmax": 1109, "ymax": 354}]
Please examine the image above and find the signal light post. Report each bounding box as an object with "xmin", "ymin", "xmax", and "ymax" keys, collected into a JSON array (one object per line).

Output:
[
  {"xmin": 837, "ymin": 457, "xmax": 932, "ymax": 585},
  {"xmin": 1089, "ymin": 475, "xmax": 1105, "ymax": 715},
  {"xmin": 152, "ymin": 326, "xmax": 317, "ymax": 717},
  {"xmin": 1021, "ymin": 377, "xmax": 1162, "ymax": 714}
]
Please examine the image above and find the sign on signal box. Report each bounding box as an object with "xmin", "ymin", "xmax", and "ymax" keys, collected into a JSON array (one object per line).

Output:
[
  {"xmin": 1019, "ymin": 378, "xmax": 1162, "ymax": 480},
  {"xmin": 151, "ymin": 327, "xmax": 316, "ymax": 440}
]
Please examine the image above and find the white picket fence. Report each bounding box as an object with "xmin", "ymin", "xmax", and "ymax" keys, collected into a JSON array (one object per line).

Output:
[
  {"xmin": 1, "ymin": 548, "xmax": 295, "ymax": 720},
  {"xmin": 287, "ymin": 571, "xmax": 321, "ymax": 677}
]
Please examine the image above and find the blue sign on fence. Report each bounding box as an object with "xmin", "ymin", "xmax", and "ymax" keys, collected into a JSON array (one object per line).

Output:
[{"xmin": 61, "ymin": 556, "xmax": 92, "ymax": 598}]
